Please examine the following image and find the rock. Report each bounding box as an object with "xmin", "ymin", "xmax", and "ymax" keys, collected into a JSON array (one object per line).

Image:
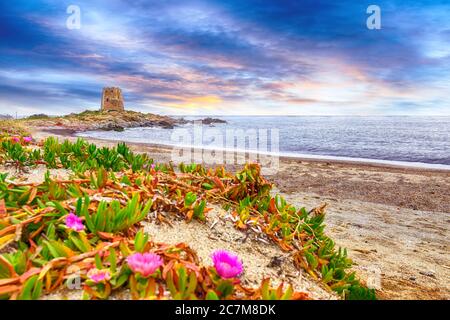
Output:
[
  {"xmin": 177, "ymin": 118, "xmax": 189, "ymax": 125},
  {"xmin": 100, "ymin": 123, "xmax": 125, "ymax": 132},
  {"xmin": 201, "ymin": 117, "xmax": 227, "ymax": 125},
  {"xmin": 157, "ymin": 120, "xmax": 175, "ymax": 129},
  {"xmin": 419, "ymin": 271, "xmax": 436, "ymax": 278},
  {"xmin": 267, "ymin": 256, "xmax": 284, "ymax": 268},
  {"xmin": 113, "ymin": 126, "xmax": 125, "ymax": 132},
  {"xmin": 20, "ymin": 110, "xmax": 184, "ymax": 133}
]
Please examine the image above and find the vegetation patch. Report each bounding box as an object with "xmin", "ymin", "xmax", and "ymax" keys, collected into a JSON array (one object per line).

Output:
[{"xmin": 0, "ymin": 133, "xmax": 375, "ymax": 300}]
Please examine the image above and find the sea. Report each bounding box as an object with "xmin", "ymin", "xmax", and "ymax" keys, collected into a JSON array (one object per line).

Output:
[{"xmin": 77, "ymin": 116, "xmax": 450, "ymax": 169}]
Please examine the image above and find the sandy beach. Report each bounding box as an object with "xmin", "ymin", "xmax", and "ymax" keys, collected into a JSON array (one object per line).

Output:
[
  {"xmin": 3, "ymin": 0, "xmax": 450, "ymax": 306},
  {"xmin": 25, "ymin": 127, "xmax": 450, "ymax": 300}
]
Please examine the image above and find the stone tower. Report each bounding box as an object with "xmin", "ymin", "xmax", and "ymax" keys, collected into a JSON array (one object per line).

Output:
[{"xmin": 101, "ymin": 87, "xmax": 124, "ymax": 111}]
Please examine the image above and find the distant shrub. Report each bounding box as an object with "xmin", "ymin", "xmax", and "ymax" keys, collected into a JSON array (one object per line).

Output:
[
  {"xmin": 75, "ymin": 110, "xmax": 101, "ymax": 117},
  {"xmin": 26, "ymin": 113, "xmax": 50, "ymax": 120}
]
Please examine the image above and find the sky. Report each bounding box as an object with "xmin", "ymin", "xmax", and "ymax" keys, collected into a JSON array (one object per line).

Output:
[{"xmin": 0, "ymin": 0, "xmax": 449, "ymax": 116}]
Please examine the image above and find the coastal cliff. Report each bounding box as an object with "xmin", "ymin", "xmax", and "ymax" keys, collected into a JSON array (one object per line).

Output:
[{"xmin": 3, "ymin": 110, "xmax": 227, "ymax": 135}]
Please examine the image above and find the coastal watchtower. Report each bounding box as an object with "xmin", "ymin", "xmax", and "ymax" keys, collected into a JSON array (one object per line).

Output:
[{"xmin": 101, "ymin": 87, "xmax": 124, "ymax": 111}]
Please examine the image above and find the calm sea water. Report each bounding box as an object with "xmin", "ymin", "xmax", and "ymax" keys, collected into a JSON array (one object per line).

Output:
[{"xmin": 78, "ymin": 116, "xmax": 450, "ymax": 168}]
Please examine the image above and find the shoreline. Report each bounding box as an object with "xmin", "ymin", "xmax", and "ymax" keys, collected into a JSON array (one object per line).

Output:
[
  {"xmin": 44, "ymin": 127, "xmax": 450, "ymax": 173},
  {"xmin": 34, "ymin": 126, "xmax": 450, "ymax": 213}
]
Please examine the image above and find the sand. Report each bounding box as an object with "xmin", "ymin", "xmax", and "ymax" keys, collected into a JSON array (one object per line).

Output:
[
  {"xmin": 143, "ymin": 206, "xmax": 337, "ymax": 300},
  {"xmin": 284, "ymin": 192, "xmax": 449, "ymax": 299},
  {"xmin": 17, "ymin": 128, "xmax": 450, "ymax": 299}
]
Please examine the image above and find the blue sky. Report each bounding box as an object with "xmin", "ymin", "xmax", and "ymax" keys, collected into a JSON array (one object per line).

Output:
[{"xmin": 0, "ymin": 0, "xmax": 449, "ymax": 116}]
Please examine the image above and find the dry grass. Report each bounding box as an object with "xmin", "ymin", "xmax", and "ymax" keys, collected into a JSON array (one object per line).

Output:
[{"xmin": 0, "ymin": 119, "xmax": 30, "ymax": 136}]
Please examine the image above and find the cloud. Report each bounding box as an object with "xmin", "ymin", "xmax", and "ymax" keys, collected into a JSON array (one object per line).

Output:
[{"xmin": 0, "ymin": 0, "xmax": 448, "ymax": 115}]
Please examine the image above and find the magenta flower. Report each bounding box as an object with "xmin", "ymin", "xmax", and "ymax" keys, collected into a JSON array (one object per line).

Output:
[
  {"xmin": 65, "ymin": 212, "xmax": 84, "ymax": 232},
  {"xmin": 211, "ymin": 250, "xmax": 243, "ymax": 279},
  {"xmin": 127, "ymin": 252, "xmax": 163, "ymax": 277},
  {"xmin": 23, "ymin": 136, "xmax": 33, "ymax": 143},
  {"xmin": 88, "ymin": 268, "xmax": 111, "ymax": 283},
  {"xmin": 11, "ymin": 136, "xmax": 20, "ymax": 143},
  {"xmin": 151, "ymin": 164, "xmax": 156, "ymax": 170}
]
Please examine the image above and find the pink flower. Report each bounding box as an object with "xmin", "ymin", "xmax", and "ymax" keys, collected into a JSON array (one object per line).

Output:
[
  {"xmin": 127, "ymin": 252, "xmax": 163, "ymax": 277},
  {"xmin": 88, "ymin": 268, "xmax": 111, "ymax": 283},
  {"xmin": 65, "ymin": 212, "xmax": 84, "ymax": 232},
  {"xmin": 11, "ymin": 136, "xmax": 20, "ymax": 143},
  {"xmin": 211, "ymin": 250, "xmax": 243, "ymax": 279},
  {"xmin": 151, "ymin": 163, "xmax": 156, "ymax": 170},
  {"xmin": 23, "ymin": 136, "xmax": 33, "ymax": 143}
]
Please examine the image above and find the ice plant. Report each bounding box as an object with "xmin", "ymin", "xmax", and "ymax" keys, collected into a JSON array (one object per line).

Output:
[
  {"xmin": 84, "ymin": 268, "xmax": 112, "ymax": 300},
  {"xmin": 87, "ymin": 268, "xmax": 111, "ymax": 283},
  {"xmin": 23, "ymin": 136, "xmax": 33, "ymax": 143},
  {"xmin": 11, "ymin": 136, "xmax": 20, "ymax": 143},
  {"xmin": 65, "ymin": 212, "xmax": 84, "ymax": 232},
  {"xmin": 0, "ymin": 136, "xmax": 373, "ymax": 300},
  {"xmin": 127, "ymin": 252, "xmax": 163, "ymax": 299},
  {"xmin": 211, "ymin": 250, "xmax": 243, "ymax": 279},
  {"xmin": 127, "ymin": 252, "xmax": 163, "ymax": 277}
]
